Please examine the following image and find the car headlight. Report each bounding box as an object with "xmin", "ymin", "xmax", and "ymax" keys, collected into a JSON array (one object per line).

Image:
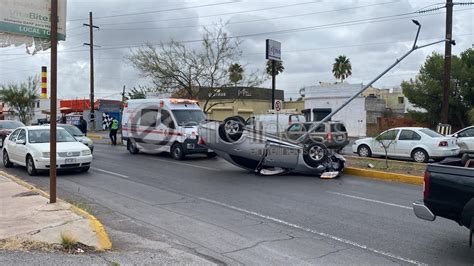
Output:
[
  {"xmin": 42, "ymin": 152, "xmax": 50, "ymax": 157},
  {"xmin": 81, "ymin": 150, "xmax": 91, "ymax": 156}
]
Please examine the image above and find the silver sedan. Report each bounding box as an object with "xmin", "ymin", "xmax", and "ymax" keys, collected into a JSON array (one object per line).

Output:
[{"xmin": 198, "ymin": 116, "xmax": 345, "ymax": 178}]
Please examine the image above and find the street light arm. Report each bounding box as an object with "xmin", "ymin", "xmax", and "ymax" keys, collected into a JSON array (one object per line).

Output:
[{"xmin": 296, "ymin": 21, "xmax": 452, "ymax": 143}]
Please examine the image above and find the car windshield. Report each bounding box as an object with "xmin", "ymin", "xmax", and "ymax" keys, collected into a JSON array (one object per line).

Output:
[
  {"xmin": 172, "ymin": 110, "xmax": 206, "ymax": 126},
  {"xmin": 0, "ymin": 121, "xmax": 25, "ymax": 129},
  {"xmin": 28, "ymin": 129, "xmax": 76, "ymax": 143},
  {"xmin": 420, "ymin": 128, "xmax": 444, "ymax": 138},
  {"xmin": 59, "ymin": 124, "xmax": 84, "ymax": 136}
]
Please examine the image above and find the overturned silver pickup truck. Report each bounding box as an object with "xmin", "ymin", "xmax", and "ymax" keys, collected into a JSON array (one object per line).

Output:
[{"xmin": 198, "ymin": 117, "xmax": 345, "ymax": 178}]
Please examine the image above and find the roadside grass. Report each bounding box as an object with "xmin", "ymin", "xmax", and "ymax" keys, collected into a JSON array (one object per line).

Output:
[
  {"xmin": 60, "ymin": 232, "xmax": 77, "ymax": 250},
  {"xmin": 345, "ymin": 156, "xmax": 426, "ymax": 177},
  {"xmin": 66, "ymin": 198, "xmax": 95, "ymax": 214},
  {"xmin": 0, "ymin": 237, "xmax": 59, "ymax": 252}
]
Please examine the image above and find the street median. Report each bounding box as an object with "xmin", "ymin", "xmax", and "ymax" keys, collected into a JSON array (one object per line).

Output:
[{"xmin": 345, "ymin": 167, "xmax": 423, "ymax": 186}]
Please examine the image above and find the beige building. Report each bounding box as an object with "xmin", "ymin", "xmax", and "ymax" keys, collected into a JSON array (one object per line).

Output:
[{"xmin": 198, "ymin": 87, "xmax": 289, "ymax": 121}]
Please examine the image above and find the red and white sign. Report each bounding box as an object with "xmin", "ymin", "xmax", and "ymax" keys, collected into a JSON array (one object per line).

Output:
[{"xmin": 274, "ymin": 100, "xmax": 282, "ymax": 112}]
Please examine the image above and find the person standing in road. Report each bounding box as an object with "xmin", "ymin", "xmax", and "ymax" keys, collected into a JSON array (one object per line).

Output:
[
  {"xmin": 79, "ymin": 117, "xmax": 88, "ymax": 136},
  {"xmin": 109, "ymin": 117, "xmax": 119, "ymax": 145}
]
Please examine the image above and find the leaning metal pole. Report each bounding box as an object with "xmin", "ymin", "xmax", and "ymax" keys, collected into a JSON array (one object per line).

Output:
[{"xmin": 296, "ymin": 21, "xmax": 449, "ymax": 143}]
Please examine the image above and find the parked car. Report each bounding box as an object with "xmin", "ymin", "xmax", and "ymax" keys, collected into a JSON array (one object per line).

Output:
[
  {"xmin": 450, "ymin": 126, "xmax": 474, "ymax": 154},
  {"xmin": 198, "ymin": 116, "xmax": 345, "ymax": 178},
  {"xmin": 0, "ymin": 120, "xmax": 25, "ymax": 148},
  {"xmin": 413, "ymin": 154, "xmax": 474, "ymax": 246},
  {"xmin": 352, "ymin": 127, "xmax": 460, "ymax": 163},
  {"xmin": 57, "ymin": 124, "xmax": 94, "ymax": 153},
  {"xmin": 2, "ymin": 126, "xmax": 93, "ymax": 175},
  {"xmin": 246, "ymin": 113, "xmax": 305, "ymax": 135},
  {"xmin": 285, "ymin": 121, "xmax": 349, "ymax": 152}
]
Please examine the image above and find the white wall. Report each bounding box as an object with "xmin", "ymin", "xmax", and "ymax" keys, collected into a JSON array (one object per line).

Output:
[{"xmin": 304, "ymin": 83, "xmax": 367, "ymax": 137}]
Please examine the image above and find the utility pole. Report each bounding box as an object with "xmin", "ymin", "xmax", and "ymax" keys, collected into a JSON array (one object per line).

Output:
[
  {"xmin": 83, "ymin": 12, "xmax": 99, "ymax": 130},
  {"xmin": 441, "ymin": 0, "xmax": 453, "ymax": 124},
  {"xmin": 271, "ymin": 60, "xmax": 276, "ymax": 110},
  {"xmin": 50, "ymin": 0, "xmax": 58, "ymax": 204}
]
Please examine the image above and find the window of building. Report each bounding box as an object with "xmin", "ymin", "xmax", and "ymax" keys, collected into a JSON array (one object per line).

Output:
[
  {"xmin": 398, "ymin": 97, "xmax": 404, "ymax": 104},
  {"xmin": 36, "ymin": 101, "xmax": 40, "ymax": 108}
]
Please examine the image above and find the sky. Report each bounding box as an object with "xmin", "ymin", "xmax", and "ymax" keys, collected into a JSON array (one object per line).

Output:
[{"xmin": 0, "ymin": 0, "xmax": 473, "ymax": 101}]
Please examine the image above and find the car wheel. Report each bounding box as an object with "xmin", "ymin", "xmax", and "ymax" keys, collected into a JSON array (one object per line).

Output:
[
  {"xmin": 304, "ymin": 142, "xmax": 329, "ymax": 167},
  {"xmin": 26, "ymin": 155, "xmax": 38, "ymax": 176},
  {"xmin": 412, "ymin": 149, "xmax": 429, "ymax": 163},
  {"xmin": 127, "ymin": 139, "xmax": 139, "ymax": 154},
  {"xmin": 357, "ymin": 145, "xmax": 372, "ymax": 157},
  {"xmin": 218, "ymin": 116, "xmax": 245, "ymax": 142},
  {"xmin": 171, "ymin": 143, "xmax": 185, "ymax": 160},
  {"xmin": 206, "ymin": 152, "xmax": 217, "ymax": 158},
  {"xmin": 3, "ymin": 150, "xmax": 13, "ymax": 168}
]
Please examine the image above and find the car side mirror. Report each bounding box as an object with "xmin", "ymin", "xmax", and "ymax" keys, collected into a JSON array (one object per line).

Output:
[
  {"xmin": 16, "ymin": 139, "xmax": 26, "ymax": 145},
  {"xmin": 453, "ymin": 133, "xmax": 458, "ymax": 138}
]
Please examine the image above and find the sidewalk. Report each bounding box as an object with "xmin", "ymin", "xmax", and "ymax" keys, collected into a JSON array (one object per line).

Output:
[{"xmin": 0, "ymin": 175, "xmax": 111, "ymax": 251}]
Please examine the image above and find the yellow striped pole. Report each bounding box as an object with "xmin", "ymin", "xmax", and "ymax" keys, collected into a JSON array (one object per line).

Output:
[{"xmin": 41, "ymin": 66, "xmax": 47, "ymax": 99}]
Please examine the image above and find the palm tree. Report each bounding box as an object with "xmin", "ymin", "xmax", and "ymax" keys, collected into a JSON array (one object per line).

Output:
[
  {"xmin": 228, "ymin": 63, "xmax": 244, "ymax": 86},
  {"xmin": 332, "ymin": 55, "xmax": 352, "ymax": 83},
  {"xmin": 0, "ymin": 76, "xmax": 39, "ymax": 124},
  {"xmin": 266, "ymin": 60, "xmax": 284, "ymax": 76}
]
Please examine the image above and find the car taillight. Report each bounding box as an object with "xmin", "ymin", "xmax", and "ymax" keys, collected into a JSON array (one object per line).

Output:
[
  {"xmin": 423, "ymin": 170, "xmax": 430, "ymax": 199},
  {"xmin": 198, "ymin": 136, "xmax": 205, "ymax": 145},
  {"xmin": 326, "ymin": 132, "xmax": 333, "ymax": 141},
  {"xmin": 438, "ymin": 141, "xmax": 448, "ymax": 147}
]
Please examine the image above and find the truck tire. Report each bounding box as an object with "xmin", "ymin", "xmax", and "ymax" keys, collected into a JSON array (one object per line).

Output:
[
  {"xmin": 303, "ymin": 142, "xmax": 328, "ymax": 167},
  {"xmin": 412, "ymin": 148, "xmax": 429, "ymax": 163},
  {"xmin": 171, "ymin": 143, "xmax": 185, "ymax": 160},
  {"xmin": 127, "ymin": 139, "xmax": 139, "ymax": 154},
  {"xmin": 219, "ymin": 116, "xmax": 245, "ymax": 142}
]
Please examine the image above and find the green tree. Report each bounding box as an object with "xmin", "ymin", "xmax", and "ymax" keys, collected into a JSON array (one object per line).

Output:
[
  {"xmin": 402, "ymin": 48, "xmax": 474, "ymax": 127},
  {"xmin": 228, "ymin": 63, "xmax": 244, "ymax": 85},
  {"xmin": 126, "ymin": 85, "xmax": 150, "ymax": 100},
  {"xmin": 266, "ymin": 60, "xmax": 284, "ymax": 76},
  {"xmin": 0, "ymin": 76, "xmax": 39, "ymax": 124},
  {"xmin": 332, "ymin": 55, "xmax": 352, "ymax": 83}
]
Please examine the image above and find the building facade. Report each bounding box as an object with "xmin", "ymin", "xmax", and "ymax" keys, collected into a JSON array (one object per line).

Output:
[
  {"xmin": 303, "ymin": 83, "xmax": 386, "ymax": 137},
  {"xmin": 198, "ymin": 87, "xmax": 285, "ymax": 121}
]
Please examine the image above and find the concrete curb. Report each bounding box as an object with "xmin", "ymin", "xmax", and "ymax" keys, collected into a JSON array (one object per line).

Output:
[
  {"xmin": 87, "ymin": 134, "xmax": 103, "ymax": 140},
  {"xmin": 0, "ymin": 170, "xmax": 112, "ymax": 251},
  {"xmin": 345, "ymin": 167, "xmax": 423, "ymax": 186}
]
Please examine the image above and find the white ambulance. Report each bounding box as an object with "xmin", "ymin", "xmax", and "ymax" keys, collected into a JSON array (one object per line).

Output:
[{"xmin": 122, "ymin": 98, "xmax": 215, "ymax": 160}]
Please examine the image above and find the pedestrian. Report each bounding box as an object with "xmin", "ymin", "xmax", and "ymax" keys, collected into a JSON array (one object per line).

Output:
[
  {"xmin": 79, "ymin": 117, "xmax": 87, "ymax": 136},
  {"xmin": 109, "ymin": 117, "xmax": 119, "ymax": 145}
]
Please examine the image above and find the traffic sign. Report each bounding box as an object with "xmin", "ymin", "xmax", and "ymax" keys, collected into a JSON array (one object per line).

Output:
[{"xmin": 274, "ymin": 100, "xmax": 282, "ymax": 112}]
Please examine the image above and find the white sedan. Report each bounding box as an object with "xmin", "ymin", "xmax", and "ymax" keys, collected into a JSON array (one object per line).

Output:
[
  {"xmin": 352, "ymin": 127, "xmax": 460, "ymax": 163},
  {"xmin": 2, "ymin": 126, "xmax": 93, "ymax": 175},
  {"xmin": 451, "ymin": 126, "xmax": 474, "ymax": 154}
]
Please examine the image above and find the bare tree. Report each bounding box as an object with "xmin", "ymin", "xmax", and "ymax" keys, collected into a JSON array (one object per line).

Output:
[
  {"xmin": 127, "ymin": 23, "xmax": 265, "ymax": 113},
  {"xmin": 375, "ymin": 130, "xmax": 397, "ymax": 169}
]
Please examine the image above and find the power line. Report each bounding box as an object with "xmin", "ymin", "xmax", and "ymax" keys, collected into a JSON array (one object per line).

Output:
[
  {"xmin": 98, "ymin": 1, "xmax": 322, "ymax": 26},
  {"xmin": 67, "ymin": 1, "xmax": 240, "ymax": 21},
  {"xmin": 100, "ymin": 1, "xmax": 399, "ymax": 31}
]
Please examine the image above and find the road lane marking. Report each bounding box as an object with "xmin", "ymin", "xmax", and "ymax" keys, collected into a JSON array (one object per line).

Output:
[
  {"xmin": 328, "ymin": 191, "xmax": 412, "ymax": 210},
  {"xmin": 147, "ymin": 158, "xmax": 219, "ymax": 171},
  {"xmin": 198, "ymin": 196, "xmax": 421, "ymax": 265},
  {"xmin": 92, "ymin": 167, "xmax": 130, "ymax": 178}
]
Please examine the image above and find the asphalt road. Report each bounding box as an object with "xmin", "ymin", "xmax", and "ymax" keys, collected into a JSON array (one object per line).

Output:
[{"xmin": 2, "ymin": 144, "xmax": 473, "ymax": 265}]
